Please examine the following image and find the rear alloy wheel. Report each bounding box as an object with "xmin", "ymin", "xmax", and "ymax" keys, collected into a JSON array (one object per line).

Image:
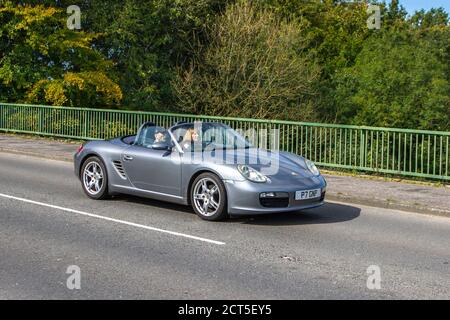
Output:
[
  {"xmin": 81, "ymin": 156, "xmax": 109, "ymax": 200},
  {"xmin": 191, "ymin": 173, "xmax": 228, "ymax": 221}
]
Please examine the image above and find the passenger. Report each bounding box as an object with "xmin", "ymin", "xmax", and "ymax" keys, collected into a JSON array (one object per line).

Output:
[{"xmin": 182, "ymin": 128, "xmax": 200, "ymax": 150}]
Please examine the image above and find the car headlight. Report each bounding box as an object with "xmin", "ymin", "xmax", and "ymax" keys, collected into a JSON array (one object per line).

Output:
[
  {"xmin": 237, "ymin": 165, "xmax": 268, "ymax": 183},
  {"xmin": 305, "ymin": 159, "xmax": 320, "ymax": 176}
]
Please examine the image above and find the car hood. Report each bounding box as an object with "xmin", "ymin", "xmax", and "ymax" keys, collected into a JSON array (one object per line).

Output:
[{"xmin": 199, "ymin": 148, "xmax": 318, "ymax": 181}]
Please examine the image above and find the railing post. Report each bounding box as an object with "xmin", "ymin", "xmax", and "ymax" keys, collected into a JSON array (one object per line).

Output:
[
  {"xmin": 39, "ymin": 108, "xmax": 43, "ymax": 134},
  {"xmin": 83, "ymin": 110, "xmax": 88, "ymax": 139},
  {"xmin": 360, "ymin": 129, "xmax": 366, "ymax": 169}
]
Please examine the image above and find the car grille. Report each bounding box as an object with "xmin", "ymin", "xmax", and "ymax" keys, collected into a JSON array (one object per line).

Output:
[
  {"xmin": 260, "ymin": 197, "xmax": 289, "ymax": 208},
  {"xmin": 112, "ymin": 160, "xmax": 127, "ymax": 179}
]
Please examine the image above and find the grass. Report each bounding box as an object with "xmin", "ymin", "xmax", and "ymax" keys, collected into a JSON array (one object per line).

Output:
[
  {"xmin": 320, "ymin": 168, "xmax": 449, "ymax": 188},
  {"xmin": 1, "ymin": 132, "xmax": 84, "ymax": 145}
]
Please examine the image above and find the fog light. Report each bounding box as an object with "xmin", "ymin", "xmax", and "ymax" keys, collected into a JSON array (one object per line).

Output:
[{"xmin": 260, "ymin": 192, "xmax": 276, "ymax": 198}]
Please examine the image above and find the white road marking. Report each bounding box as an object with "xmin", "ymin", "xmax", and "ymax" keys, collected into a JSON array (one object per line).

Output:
[{"xmin": 0, "ymin": 192, "xmax": 225, "ymax": 246}]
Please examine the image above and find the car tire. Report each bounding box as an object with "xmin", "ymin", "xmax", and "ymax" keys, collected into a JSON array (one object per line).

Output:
[
  {"xmin": 80, "ymin": 156, "xmax": 109, "ymax": 200},
  {"xmin": 191, "ymin": 173, "xmax": 228, "ymax": 221}
]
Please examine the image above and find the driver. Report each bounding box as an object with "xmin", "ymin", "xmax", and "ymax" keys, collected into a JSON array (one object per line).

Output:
[{"xmin": 154, "ymin": 129, "xmax": 167, "ymax": 143}]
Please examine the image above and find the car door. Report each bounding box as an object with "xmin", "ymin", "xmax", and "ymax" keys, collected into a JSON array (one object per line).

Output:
[{"xmin": 121, "ymin": 126, "xmax": 182, "ymax": 197}]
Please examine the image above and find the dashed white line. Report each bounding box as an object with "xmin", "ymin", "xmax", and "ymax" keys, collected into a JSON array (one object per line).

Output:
[{"xmin": 0, "ymin": 192, "xmax": 225, "ymax": 246}]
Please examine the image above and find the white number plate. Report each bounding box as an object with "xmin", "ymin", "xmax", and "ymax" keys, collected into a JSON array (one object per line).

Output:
[{"xmin": 295, "ymin": 189, "xmax": 321, "ymax": 200}]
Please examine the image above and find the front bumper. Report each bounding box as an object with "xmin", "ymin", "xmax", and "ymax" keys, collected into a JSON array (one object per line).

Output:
[{"xmin": 225, "ymin": 175, "xmax": 327, "ymax": 215}]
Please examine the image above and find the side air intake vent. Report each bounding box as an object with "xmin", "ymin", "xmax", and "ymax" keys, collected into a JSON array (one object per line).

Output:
[{"xmin": 112, "ymin": 160, "xmax": 127, "ymax": 179}]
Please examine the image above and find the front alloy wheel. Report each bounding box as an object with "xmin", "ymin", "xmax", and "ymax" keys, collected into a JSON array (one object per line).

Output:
[{"xmin": 191, "ymin": 173, "xmax": 227, "ymax": 221}]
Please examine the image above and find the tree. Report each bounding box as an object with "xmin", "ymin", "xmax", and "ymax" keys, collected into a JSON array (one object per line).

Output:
[
  {"xmin": 383, "ymin": 0, "xmax": 408, "ymax": 28},
  {"xmin": 261, "ymin": 0, "xmax": 372, "ymax": 122},
  {"xmin": 173, "ymin": 1, "xmax": 320, "ymax": 120},
  {"xmin": 0, "ymin": 2, "xmax": 122, "ymax": 107},
  {"xmin": 2, "ymin": 0, "xmax": 229, "ymax": 111},
  {"xmin": 334, "ymin": 30, "xmax": 450, "ymax": 130},
  {"xmin": 410, "ymin": 8, "xmax": 449, "ymax": 28},
  {"xmin": 101, "ymin": 0, "xmax": 228, "ymax": 111}
]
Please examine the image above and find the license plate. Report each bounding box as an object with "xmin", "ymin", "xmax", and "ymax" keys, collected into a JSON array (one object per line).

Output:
[{"xmin": 295, "ymin": 188, "xmax": 321, "ymax": 200}]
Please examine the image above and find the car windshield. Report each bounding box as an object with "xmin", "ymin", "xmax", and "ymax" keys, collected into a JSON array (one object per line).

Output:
[{"xmin": 171, "ymin": 122, "xmax": 252, "ymax": 152}]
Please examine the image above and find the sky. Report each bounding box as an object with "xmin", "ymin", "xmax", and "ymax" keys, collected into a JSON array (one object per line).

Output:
[{"xmin": 399, "ymin": 0, "xmax": 450, "ymax": 15}]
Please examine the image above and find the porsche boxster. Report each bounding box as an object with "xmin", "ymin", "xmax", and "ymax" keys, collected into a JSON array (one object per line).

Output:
[{"xmin": 74, "ymin": 121, "xmax": 326, "ymax": 220}]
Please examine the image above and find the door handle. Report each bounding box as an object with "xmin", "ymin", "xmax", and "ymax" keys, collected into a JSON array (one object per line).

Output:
[{"xmin": 123, "ymin": 155, "xmax": 133, "ymax": 161}]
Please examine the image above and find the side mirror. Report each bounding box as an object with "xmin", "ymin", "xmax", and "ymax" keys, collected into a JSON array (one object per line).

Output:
[{"xmin": 151, "ymin": 142, "xmax": 172, "ymax": 151}]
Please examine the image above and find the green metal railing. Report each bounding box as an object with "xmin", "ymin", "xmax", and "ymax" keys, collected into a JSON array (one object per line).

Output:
[{"xmin": 1, "ymin": 102, "xmax": 449, "ymax": 180}]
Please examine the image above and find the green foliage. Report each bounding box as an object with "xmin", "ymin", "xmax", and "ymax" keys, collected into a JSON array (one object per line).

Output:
[
  {"xmin": 0, "ymin": 2, "xmax": 122, "ymax": 107},
  {"xmin": 173, "ymin": 1, "xmax": 320, "ymax": 120},
  {"xmin": 334, "ymin": 30, "xmax": 450, "ymax": 130},
  {"xmin": 100, "ymin": 0, "xmax": 228, "ymax": 111},
  {"xmin": 264, "ymin": 0, "xmax": 370, "ymax": 72},
  {"xmin": 0, "ymin": 0, "xmax": 449, "ymax": 130},
  {"xmin": 410, "ymin": 8, "xmax": 449, "ymax": 28},
  {"xmin": 260, "ymin": 0, "xmax": 372, "ymax": 121},
  {"xmin": 33, "ymin": 0, "xmax": 229, "ymax": 111}
]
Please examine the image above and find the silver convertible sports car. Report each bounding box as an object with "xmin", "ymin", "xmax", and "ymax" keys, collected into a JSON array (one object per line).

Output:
[{"xmin": 74, "ymin": 121, "xmax": 326, "ymax": 221}]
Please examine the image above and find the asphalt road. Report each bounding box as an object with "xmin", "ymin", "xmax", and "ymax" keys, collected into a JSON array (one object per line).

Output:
[{"xmin": 0, "ymin": 152, "xmax": 449, "ymax": 299}]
